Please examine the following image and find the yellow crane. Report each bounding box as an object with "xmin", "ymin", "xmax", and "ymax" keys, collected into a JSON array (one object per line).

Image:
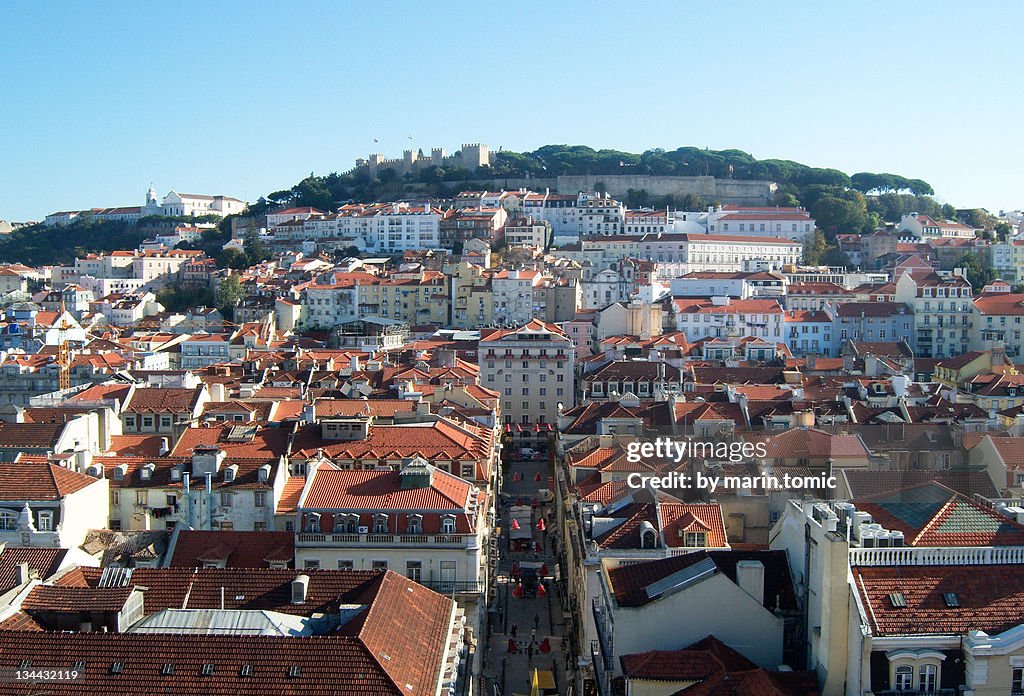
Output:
[{"xmin": 57, "ymin": 298, "xmax": 71, "ymax": 391}]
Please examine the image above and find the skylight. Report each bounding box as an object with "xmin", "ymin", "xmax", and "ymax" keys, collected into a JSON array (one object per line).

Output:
[
  {"xmin": 889, "ymin": 592, "xmax": 907, "ymax": 608},
  {"xmin": 943, "ymin": 592, "xmax": 961, "ymax": 607}
]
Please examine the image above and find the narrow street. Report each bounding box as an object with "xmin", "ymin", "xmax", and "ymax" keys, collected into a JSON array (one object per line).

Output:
[{"xmin": 483, "ymin": 453, "xmax": 573, "ymax": 696}]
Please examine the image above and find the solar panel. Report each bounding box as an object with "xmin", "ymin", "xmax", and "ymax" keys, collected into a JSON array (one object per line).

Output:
[{"xmin": 644, "ymin": 557, "xmax": 718, "ymax": 600}]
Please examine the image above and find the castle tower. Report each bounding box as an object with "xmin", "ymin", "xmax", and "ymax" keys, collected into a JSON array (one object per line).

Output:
[
  {"xmin": 461, "ymin": 143, "xmax": 489, "ymax": 168},
  {"xmin": 431, "ymin": 147, "xmax": 446, "ymax": 165}
]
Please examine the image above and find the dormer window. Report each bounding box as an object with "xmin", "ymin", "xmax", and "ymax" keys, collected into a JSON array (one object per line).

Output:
[
  {"xmin": 441, "ymin": 515, "xmax": 457, "ymax": 534},
  {"xmin": 304, "ymin": 513, "xmax": 320, "ymax": 533},
  {"xmin": 373, "ymin": 514, "xmax": 389, "ymax": 534},
  {"xmin": 684, "ymin": 532, "xmax": 706, "ymax": 547},
  {"xmin": 407, "ymin": 514, "xmax": 423, "ymax": 535}
]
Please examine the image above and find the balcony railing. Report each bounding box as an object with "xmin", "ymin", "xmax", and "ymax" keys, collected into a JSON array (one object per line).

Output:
[
  {"xmin": 416, "ymin": 579, "xmax": 485, "ymax": 595},
  {"xmin": 873, "ymin": 690, "xmax": 955, "ymax": 696},
  {"xmin": 296, "ymin": 532, "xmax": 477, "ymax": 548}
]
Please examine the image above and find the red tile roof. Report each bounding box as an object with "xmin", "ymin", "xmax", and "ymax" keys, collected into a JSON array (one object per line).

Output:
[
  {"xmin": 607, "ymin": 550, "xmax": 796, "ymax": 609},
  {"xmin": 302, "ymin": 468, "xmax": 473, "ymax": 517},
  {"xmin": 751, "ymin": 427, "xmax": 869, "ymax": 459},
  {"xmin": 0, "ymin": 547, "xmax": 68, "ymax": 594},
  {"xmin": 854, "ymin": 564, "xmax": 1024, "ymax": 636},
  {"xmin": 851, "ymin": 482, "xmax": 1024, "ymax": 546},
  {"xmin": 0, "ymin": 461, "xmax": 99, "ymax": 500},
  {"xmin": 125, "ymin": 387, "xmax": 204, "ymax": 413},
  {"xmin": 620, "ymin": 636, "xmax": 755, "ymax": 681},
  {"xmin": 169, "ymin": 530, "xmax": 295, "ymax": 568},
  {"xmin": 0, "ymin": 422, "xmax": 65, "ymax": 448}
]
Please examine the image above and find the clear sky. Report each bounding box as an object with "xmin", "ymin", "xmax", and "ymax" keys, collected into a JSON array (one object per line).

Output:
[{"xmin": 2, "ymin": 1, "xmax": 1021, "ymax": 221}]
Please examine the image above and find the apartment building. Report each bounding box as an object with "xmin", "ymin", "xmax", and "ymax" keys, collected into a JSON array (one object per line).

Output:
[{"xmin": 479, "ymin": 319, "xmax": 575, "ymax": 439}]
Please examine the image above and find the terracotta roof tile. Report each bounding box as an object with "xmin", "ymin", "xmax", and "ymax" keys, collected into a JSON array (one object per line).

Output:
[
  {"xmin": 854, "ymin": 564, "xmax": 1024, "ymax": 637},
  {"xmin": 0, "ymin": 461, "xmax": 99, "ymax": 500},
  {"xmin": 169, "ymin": 531, "xmax": 295, "ymax": 568}
]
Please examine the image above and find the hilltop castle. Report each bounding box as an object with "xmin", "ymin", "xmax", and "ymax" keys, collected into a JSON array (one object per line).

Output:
[{"xmin": 354, "ymin": 143, "xmax": 489, "ymax": 178}]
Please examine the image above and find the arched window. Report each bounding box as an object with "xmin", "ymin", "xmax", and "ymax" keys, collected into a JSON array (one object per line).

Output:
[
  {"xmin": 894, "ymin": 666, "xmax": 913, "ymax": 690},
  {"xmin": 373, "ymin": 514, "xmax": 389, "ymax": 534},
  {"xmin": 441, "ymin": 515, "xmax": 457, "ymax": 534},
  {"xmin": 918, "ymin": 664, "xmax": 937, "ymax": 692},
  {"xmin": 304, "ymin": 513, "xmax": 320, "ymax": 533},
  {"xmin": 407, "ymin": 515, "xmax": 423, "ymax": 535}
]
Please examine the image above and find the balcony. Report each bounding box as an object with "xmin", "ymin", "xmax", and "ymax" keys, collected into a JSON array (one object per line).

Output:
[
  {"xmin": 872, "ymin": 690, "xmax": 955, "ymax": 696},
  {"xmin": 416, "ymin": 579, "xmax": 486, "ymax": 595},
  {"xmin": 296, "ymin": 532, "xmax": 479, "ymax": 549}
]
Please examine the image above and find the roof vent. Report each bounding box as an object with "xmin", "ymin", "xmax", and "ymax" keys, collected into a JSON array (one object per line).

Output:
[
  {"xmin": 288, "ymin": 665, "xmax": 302, "ymax": 678},
  {"xmin": 889, "ymin": 592, "xmax": 907, "ymax": 608},
  {"xmin": 161, "ymin": 663, "xmax": 175, "ymax": 676},
  {"xmin": 110, "ymin": 662, "xmax": 124, "ymax": 674},
  {"xmin": 201, "ymin": 664, "xmax": 215, "ymax": 676},
  {"xmin": 240, "ymin": 664, "xmax": 253, "ymax": 677}
]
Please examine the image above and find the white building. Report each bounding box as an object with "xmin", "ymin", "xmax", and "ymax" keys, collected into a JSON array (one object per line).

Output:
[
  {"xmin": 894, "ymin": 270, "xmax": 972, "ymax": 358},
  {"xmin": 669, "ymin": 296, "xmax": 786, "ymax": 343},
  {"xmin": 708, "ymin": 205, "xmax": 816, "ymax": 241},
  {"xmin": 900, "ymin": 212, "xmax": 979, "ymax": 239},
  {"xmin": 578, "ymin": 197, "xmax": 626, "ymax": 236}
]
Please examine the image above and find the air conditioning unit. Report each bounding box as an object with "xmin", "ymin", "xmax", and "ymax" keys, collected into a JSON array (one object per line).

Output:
[{"xmin": 358, "ymin": 526, "xmax": 369, "ymax": 534}]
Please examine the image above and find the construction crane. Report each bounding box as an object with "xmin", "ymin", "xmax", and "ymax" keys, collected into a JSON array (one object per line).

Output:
[{"xmin": 57, "ymin": 298, "xmax": 72, "ymax": 391}]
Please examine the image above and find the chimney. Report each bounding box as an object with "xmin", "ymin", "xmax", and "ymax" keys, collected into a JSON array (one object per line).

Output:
[
  {"xmin": 158, "ymin": 437, "xmax": 170, "ymax": 456},
  {"xmin": 735, "ymin": 560, "xmax": 764, "ymax": 606},
  {"xmin": 14, "ymin": 562, "xmax": 30, "ymax": 586}
]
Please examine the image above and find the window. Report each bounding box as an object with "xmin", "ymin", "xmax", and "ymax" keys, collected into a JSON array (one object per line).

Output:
[
  {"xmin": 684, "ymin": 531, "xmax": 706, "ymax": 547},
  {"xmin": 142, "ymin": 416, "xmax": 154, "ymax": 428},
  {"xmin": 1012, "ymin": 667, "xmax": 1024, "ymax": 692},
  {"xmin": 406, "ymin": 560, "xmax": 422, "ymax": 582},
  {"xmin": 135, "ymin": 491, "xmax": 147, "ymax": 506},
  {"xmin": 373, "ymin": 514, "xmax": 388, "ymax": 534},
  {"xmin": 371, "ymin": 560, "xmax": 388, "ymax": 571},
  {"xmin": 124, "ymin": 415, "xmax": 136, "ymax": 429},
  {"xmin": 37, "ymin": 511, "xmax": 53, "ymax": 531},
  {"xmin": 407, "ymin": 515, "xmax": 422, "ymax": 534},
  {"xmin": 303, "ymin": 559, "xmax": 320, "ymax": 570},
  {"xmin": 894, "ymin": 666, "xmax": 913, "ymax": 690},
  {"xmin": 254, "ymin": 491, "xmax": 266, "ymax": 507},
  {"xmin": 337, "ymin": 560, "xmax": 354, "ymax": 570},
  {"xmin": 220, "ymin": 492, "xmax": 232, "ymax": 508},
  {"xmin": 160, "ymin": 416, "xmax": 172, "ymax": 429},
  {"xmin": 441, "ymin": 515, "xmax": 457, "ymax": 534},
  {"xmin": 254, "ymin": 521, "xmax": 267, "ymax": 531},
  {"xmin": 918, "ymin": 664, "xmax": 937, "ymax": 692}
]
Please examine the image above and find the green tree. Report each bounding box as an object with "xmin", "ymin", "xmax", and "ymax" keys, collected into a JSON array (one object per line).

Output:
[
  {"xmin": 215, "ymin": 273, "xmax": 245, "ymax": 313},
  {"xmin": 803, "ymin": 230, "xmax": 828, "ymax": 265},
  {"xmin": 810, "ymin": 190, "xmax": 870, "ymax": 236},
  {"xmin": 243, "ymin": 230, "xmax": 269, "ymax": 264},
  {"xmin": 217, "ymin": 246, "xmax": 248, "ymax": 270},
  {"xmin": 958, "ymin": 252, "xmax": 997, "ymax": 289}
]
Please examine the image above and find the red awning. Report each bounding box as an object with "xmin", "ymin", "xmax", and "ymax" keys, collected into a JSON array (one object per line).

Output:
[
  {"xmin": 545, "ymin": 423, "xmax": 554, "ymax": 432},
  {"xmin": 504, "ymin": 423, "xmax": 512, "ymax": 433},
  {"xmin": 515, "ymin": 424, "xmax": 523, "ymax": 432},
  {"xmin": 533, "ymin": 423, "xmax": 540, "ymax": 433}
]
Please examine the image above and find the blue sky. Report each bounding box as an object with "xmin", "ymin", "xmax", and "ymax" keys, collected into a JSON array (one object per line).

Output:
[{"xmin": 2, "ymin": 1, "xmax": 1021, "ymax": 221}]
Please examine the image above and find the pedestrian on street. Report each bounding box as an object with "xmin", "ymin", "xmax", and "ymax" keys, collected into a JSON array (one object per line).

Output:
[
  {"xmin": 534, "ymin": 613, "xmax": 540, "ymax": 630},
  {"xmin": 531, "ymin": 628, "xmax": 537, "ymax": 642},
  {"xmin": 511, "ymin": 623, "xmax": 518, "ymax": 638},
  {"xmin": 527, "ymin": 644, "xmax": 534, "ymax": 662}
]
